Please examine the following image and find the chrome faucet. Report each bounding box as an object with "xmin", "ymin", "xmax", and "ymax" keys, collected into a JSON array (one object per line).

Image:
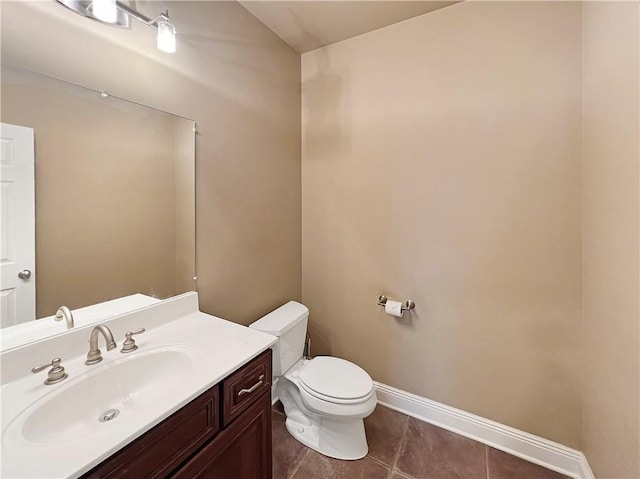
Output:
[
  {"xmin": 55, "ymin": 306, "xmax": 74, "ymax": 329},
  {"xmin": 86, "ymin": 325, "xmax": 117, "ymax": 365}
]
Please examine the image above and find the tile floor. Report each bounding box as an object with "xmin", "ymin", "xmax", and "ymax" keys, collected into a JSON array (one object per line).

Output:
[{"xmin": 272, "ymin": 402, "xmax": 572, "ymax": 479}]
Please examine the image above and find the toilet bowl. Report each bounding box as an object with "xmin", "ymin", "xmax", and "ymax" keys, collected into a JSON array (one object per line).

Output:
[{"xmin": 250, "ymin": 301, "xmax": 376, "ymax": 460}]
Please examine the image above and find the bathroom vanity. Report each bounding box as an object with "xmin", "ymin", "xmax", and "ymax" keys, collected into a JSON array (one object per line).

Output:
[
  {"xmin": 0, "ymin": 293, "xmax": 277, "ymax": 479},
  {"xmin": 82, "ymin": 349, "xmax": 272, "ymax": 479}
]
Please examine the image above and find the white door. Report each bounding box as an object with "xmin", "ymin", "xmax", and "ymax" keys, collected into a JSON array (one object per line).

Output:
[{"xmin": 0, "ymin": 123, "xmax": 35, "ymax": 327}]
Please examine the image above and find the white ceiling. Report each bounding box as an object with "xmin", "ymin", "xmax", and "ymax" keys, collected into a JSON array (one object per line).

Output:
[{"xmin": 239, "ymin": 1, "xmax": 458, "ymax": 53}]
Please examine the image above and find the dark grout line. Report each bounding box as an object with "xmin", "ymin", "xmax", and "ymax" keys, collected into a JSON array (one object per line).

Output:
[
  {"xmin": 287, "ymin": 447, "xmax": 311, "ymax": 479},
  {"xmin": 485, "ymin": 446, "xmax": 490, "ymax": 479},
  {"xmin": 367, "ymin": 454, "xmax": 393, "ymax": 469},
  {"xmin": 385, "ymin": 463, "xmax": 394, "ymax": 479},
  {"xmin": 389, "ymin": 413, "xmax": 411, "ymax": 478}
]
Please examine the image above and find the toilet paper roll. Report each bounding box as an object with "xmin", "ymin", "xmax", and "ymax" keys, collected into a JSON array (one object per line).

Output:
[{"xmin": 384, "ymin": 300, "xmax": 404, "ymax": 318}]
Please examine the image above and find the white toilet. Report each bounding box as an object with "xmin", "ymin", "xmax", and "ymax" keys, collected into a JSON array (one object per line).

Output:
[{"xmin": 250, "ymin": 301, "xmax": 377, "ymax": 460}]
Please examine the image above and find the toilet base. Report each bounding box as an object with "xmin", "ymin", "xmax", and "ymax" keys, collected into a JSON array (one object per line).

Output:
[
  {"xmin": 277, "ymin": 360, "xmax": 375, "ymax": 460},
  {"xmin": 284, "ymin": 415, "xmax": 368, "ymax": 460}
]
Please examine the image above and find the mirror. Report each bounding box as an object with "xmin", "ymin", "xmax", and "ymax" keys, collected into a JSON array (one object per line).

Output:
[{"xmin": 0, "ymin": 65, "xmax": 195, "ymax": 344}]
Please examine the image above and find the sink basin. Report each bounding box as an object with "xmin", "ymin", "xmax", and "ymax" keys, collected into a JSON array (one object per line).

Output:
[{"xmin": 17, "ymin": 348, "xmax": 192, "ymax": 444}]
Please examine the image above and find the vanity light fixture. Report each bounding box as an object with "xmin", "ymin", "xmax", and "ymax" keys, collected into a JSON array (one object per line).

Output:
[
  {"xmin": 156, "ymin": 17, "xmax": 177, "ymax": 53},
  {"xmin": 56, "ymin": 0, "xmax": 177, "ymax": 53},
  {"xmin": 90, "ymin": 0, "xmax": 117, "ymax": 23}
]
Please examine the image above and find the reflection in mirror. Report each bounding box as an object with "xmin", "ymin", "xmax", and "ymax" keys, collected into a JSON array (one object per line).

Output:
[{"xmin": 0, "ymin": 65, "xmax": 195, "ymax": 345}]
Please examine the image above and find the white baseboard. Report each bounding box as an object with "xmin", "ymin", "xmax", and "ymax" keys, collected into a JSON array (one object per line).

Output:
[
  {"xmin": 271, "ymin": 376, "xmax": 594, "ymax": 478},
  {"xmin": 374, "ymin": 382, "xmax": 594, "ymax": 479},
  {"xmin": 577, "ymin": 454, "xmax": 596, "ymax": 479}
]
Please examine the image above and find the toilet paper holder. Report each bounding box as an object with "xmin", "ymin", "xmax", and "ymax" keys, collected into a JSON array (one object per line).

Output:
[{"xmin": 377, "ymin": 295, "xmax": 416, "ymax": 312}]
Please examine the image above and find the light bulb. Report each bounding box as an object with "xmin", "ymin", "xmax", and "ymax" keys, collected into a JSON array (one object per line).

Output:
[
  {"xmin": 157, "ymin": 20, "xmax": 176, "ymax": 53},
  {"xmin": 92, "ymin": 0, "xmax": 118, "ymax": 23}
]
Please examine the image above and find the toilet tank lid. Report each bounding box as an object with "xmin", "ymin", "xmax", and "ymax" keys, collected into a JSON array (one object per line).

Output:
[{"xmin": 249, "ymin": 301, "xmax": 309, "ymax": 336}]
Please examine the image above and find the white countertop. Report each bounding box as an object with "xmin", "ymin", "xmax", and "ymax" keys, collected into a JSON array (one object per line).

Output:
[
  {"xmin": 0, "ymin": 294, "xmax": 162, "ymax": 352},
  {"xmin": 0, "ymin": 293, "xmax": 277, "ymax": 478}
]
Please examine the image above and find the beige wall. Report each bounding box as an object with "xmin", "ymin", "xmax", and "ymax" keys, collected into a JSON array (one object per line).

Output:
[
  {"xmin": 4, "ymin": 0, "xmax": 638, "ymax": 469},
  {"xmin": 1, "ymin": 1, "xmax": 302, "ymax": 324},
  {"xmin": 302, "ymin": 2, "xmax": 583, "ymax": 447},
  {"xmin": 2, "ymin": 76, "xmax": 182, "ymax": 317},
  {"xmin": 582, "ymin": 2, "xmax": 640, "ymax": 477}
]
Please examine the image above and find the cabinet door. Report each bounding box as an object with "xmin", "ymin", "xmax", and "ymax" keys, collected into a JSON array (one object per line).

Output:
[
  {"xmin": 82, "ymin": 387, "xmax": 219, "ymax": 479},
  {"xmin": 173, "ymin": 391, "xmax": 272, "ymax": 479}
]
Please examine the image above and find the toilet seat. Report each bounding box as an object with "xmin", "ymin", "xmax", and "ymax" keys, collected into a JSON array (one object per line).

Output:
[{"xmin": 298, "ymin": 356, "xmax": 373, "ymax": 404}]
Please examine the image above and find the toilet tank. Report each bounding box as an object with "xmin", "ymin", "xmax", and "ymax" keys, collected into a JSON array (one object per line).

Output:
[{"xmin": 249, "ymin": 301, "xmax": 309, "ymax": 376}]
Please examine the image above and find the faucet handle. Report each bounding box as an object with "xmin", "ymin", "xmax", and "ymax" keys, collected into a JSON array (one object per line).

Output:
[
  {"xmin": 32, "ymin": 358, "xmax": 68, "ymax": 385},
  {"xmin": 121, "ymin": 328, "xmax": 146, "ymax": 353}
]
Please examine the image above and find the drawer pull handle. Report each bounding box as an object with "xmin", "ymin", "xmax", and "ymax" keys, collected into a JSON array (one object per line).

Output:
[{"xmin": 238, "ymin": 375, "xmax": 265, "ymax": 397}]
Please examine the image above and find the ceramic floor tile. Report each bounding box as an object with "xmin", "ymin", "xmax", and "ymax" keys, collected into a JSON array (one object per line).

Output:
[
  {"xmin": 273, "ymin": 401, "xmax": 567, "ymax": 479},
  {"xmin": 395, "ymin": 418, "xmax": 487, "ymax": 479},
  {"xmin": 291, "ymin": 450, "xmax": 390, "ymax": 479},
  {"xmin": 487, "ymin": 448, "xmax": 571, "ymax": 479},
  {"xmin": 364, "ymin": 405, "xmax": 409, "ymax": 466},
  {"xmin": 272, "ymin": 412, "xmax": 309, "ymax": 479}
]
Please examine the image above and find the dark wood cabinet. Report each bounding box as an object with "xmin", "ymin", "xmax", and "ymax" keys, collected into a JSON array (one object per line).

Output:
[
  {"xmin": 81, "ymin": 349, "xmax": 272, "ymax": 479},
  {"xmin": 173, "ymin": 392, "xmax": 271, "ymax": 479},
  {"xmin": 83, "ymin": 388, "xmax": 220, "ymax": 479},
  {"xmin": 222, "ymin": 348, "xmax": 271, "ymax": 427}
]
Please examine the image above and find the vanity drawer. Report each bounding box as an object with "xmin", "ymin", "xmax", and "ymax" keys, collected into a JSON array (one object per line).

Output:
[
  {"xmin": 222, "ymin": 349, "xmax": 272, "ymax": 426},
  {"xmin": 82, "ymin": 387, "xmax": 219, "ymax": 479}
]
